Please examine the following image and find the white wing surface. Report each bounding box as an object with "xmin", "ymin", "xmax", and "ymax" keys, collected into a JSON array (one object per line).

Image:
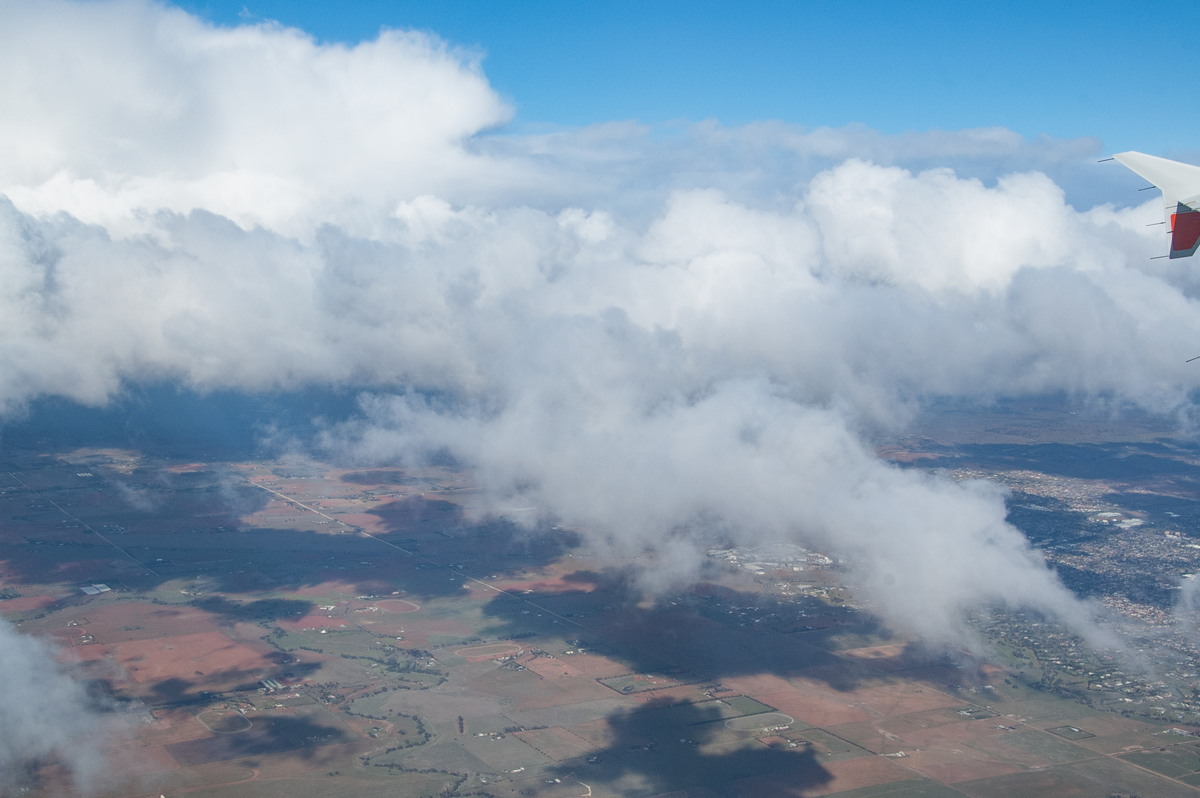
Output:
[{"xmin": 1114, "ymin": 151, "xmax": 1200, "ymax": 258}]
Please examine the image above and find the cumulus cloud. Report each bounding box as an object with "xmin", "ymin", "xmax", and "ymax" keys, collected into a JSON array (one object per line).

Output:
[
  {"xmin": 0, "ymin": 0, "xmax": 513, "ymax": 236},
  {"xmin": 332, "ymin": 383, "xmax": 1111, "ymax": 647},
  {"xmin": 2, "ymin": 0, "xmax": 1199, "ymax": 668}
]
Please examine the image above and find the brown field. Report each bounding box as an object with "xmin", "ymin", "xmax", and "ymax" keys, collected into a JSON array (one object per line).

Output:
[
  {"xmin": 134, "ymin": 760, "xmax": 259, "ymax": 794},
  {"xmin": 0, "ymin": 594, "xmax": 59, "ymax": 613},
  {"xmin": 951, "ymin": 760, "xmax": 1200, "ymax": 798},
  {"xmin": 838, "ymin": 682, "xmax": 961, "ymax": 718},
  {"xmin": 729, "ymin": 751, "xmax": 908, "ymax": 796},
  {"xmin": 139, "ymin": 708, "xmax": 224, "ymax": 746},
  {"xmin": 765, "ymin": 690, "xmax": 865, "ymax": 727},
  {"xmin": 523, "ymin": 656, "xmax": 585, "ymax": 679},
  {"xmin": 831, "ymin": 715, "xmax": 1007, "ymax": 755},
  {"xmin": 109, "ymin": 743, "xmax": 182, "ymax": 779},
  {"xmin": 713, "ymin": 673, "xmax": 793, "ymax": 697},
  {"xmin": 728, "ymin": 676, "xmax": 872, "ymax": 727},
  {"xmin": 907, "ymin": 750, "xmax": 1024, "ymax": 784},
  {"xmin": 47, "ymin": 626, "xmax": 92, "ymax": 647},
  {"xmin": 455, "ymin": 641, "xmax": 523, "ymax": 660},
  {"xmin": 377, "ymin": 617, "xmax": 473, "ymax": 646},
  {"xmin": 514, "ymin": 726, "xmax": 593, "ymax": 760},
  {"xmin": 513, "ymin": 677, "xmax": 615, "ymax": 711},
  {"xmin": 1030, "ymin": 712, "xmax": 1154, "ymax": 738},
  {"xmin": 65, "ymin": 602, "xmax": 223, "ymax": 643},
  {"xmin": 726, "ymin": 712, "xmax": 794, "ymax": 731},
  {"xmin": 565, "ymin": 717, "xmax": 619, "ymax": 749},
  {"xmin": 803, "ymin": 755, "xmax": 916, "ymax": 795},
  {"xmin": 966, "ymin": 730, "xmax": 1094, "ymax": 768},
  {"xmin": 557, "ymin": 652, "xmax": 628, "ymax": 677},
  {"xmin": 111, "ymin": 631, "xmax": 271, "ymax": 683},
  {"xmin": 629, "ymin": 684, "xmax": 715, "ymax": 705},
  {"xmin": 197, "ymin": 709, "xmax": 254, "ymax": 733},
  {"xmin": 164, "ymin": 706, "xmax": 354, "ymax": 767},
  {"xmin": 466, "ymin": 666, "xmax": 565, "ymax": 705}
]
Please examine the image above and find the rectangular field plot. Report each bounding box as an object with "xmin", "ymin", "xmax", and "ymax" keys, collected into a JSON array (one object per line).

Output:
[
  {"xmin": 965, "ymin": 729, "xmax": 1094, "ymax": 768},
  {"xmin": 954, "ymin": 757, "xmax": 1199, "ymax": 798},
  {"xmin": 514, "ymin": 727, "xmax": 593, "ymax": 761},
  {"xmin": 598, "ymin": 671, "xmax": 700, "ymax": 694},
  {"xmin": 955, "ymin": 705, "xmax": 998, "ymax": 721},
  {"xmin": 408, "ymin": 737, "xmax": 543, "ymax": 775},
  {"xmin": 610, "ymin": 696, "xmax": 782, "ymax": 734},
  {"xmin": 812, "ymin": 777, "xmax": 970, "ymax": 796},
  {"xmin": 721, "ymin": 694, "xmax": 776, "ymax": 717},
  {"xmin": 795, "ymin": 729, "xmax": 873, "ymax": 761},
  {"xmin": 345, "ymin": 691, "xmax": 394, "ymax": 719},
  {"xmin": 165, "ymin": 711, "xmax": 352, "ymax": 766},
  {"xmin": 1121, "ymin": 741, "xmax": 1200, "ymax": 779},
  {"xmin": 1046, "ymin": 724, "xmax": 1095, "ymax": 741}
]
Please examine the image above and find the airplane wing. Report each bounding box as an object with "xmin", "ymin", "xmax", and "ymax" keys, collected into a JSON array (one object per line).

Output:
[{"xmin": 1114, "ymin": 151, "xmax": 1200, "ymax": 258}]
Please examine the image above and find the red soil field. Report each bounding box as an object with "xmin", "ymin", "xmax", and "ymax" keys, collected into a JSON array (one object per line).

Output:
[
  {"xmin": 523, "ymin": 656, "xmax": 585, "ymax": 679},
  {"xmin": 69, "ymin": 602, "xmax": 222, "ymax": 643},
  {"xmin": 112, "ymin": 631, "xmax": 271, "ymax": 683},
  {"xmin": 802, "ymin": 756, "xmax": 914, "ymax": 795},
  {"xmin": 740, "ymin": 684, "xmax": 872, "ymax": 727},
  {"xmin": 840, "ymin": 682, "xmax": 961, "ymax": 717},
  {"xmin": 723, "ymin": 672, "xmax": 903, "ymax": 727},
  {"xmin": 556, "ymin": 652, "xmax": 627, "ymax": 677},
  {"xmin": 71, "ymin": 642, "xmax": 118, "ymax": 663},
  {"xmin": 0, "ymin": 594, "xmax": 58, "ymax": 613}
]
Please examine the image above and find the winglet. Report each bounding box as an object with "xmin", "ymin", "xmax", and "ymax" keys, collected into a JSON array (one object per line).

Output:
[{"xmin": 1114, "ymin": 151, "xmax": 1200, "ymax": 258}]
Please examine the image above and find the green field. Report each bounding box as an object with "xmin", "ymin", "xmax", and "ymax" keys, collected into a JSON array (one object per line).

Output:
[{"xmin": 1122, "ymin": 741, "xmax": 1200, "ymax": 779}]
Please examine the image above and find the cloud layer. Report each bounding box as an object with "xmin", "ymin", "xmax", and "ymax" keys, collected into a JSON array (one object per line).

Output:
[
  {"xmin": 0, "ymin": 618, "xmax": 114, "ymax": 792},
  {"xmin": 4, "ymin": 1, "xmax": 1200, "ymax": 669}
]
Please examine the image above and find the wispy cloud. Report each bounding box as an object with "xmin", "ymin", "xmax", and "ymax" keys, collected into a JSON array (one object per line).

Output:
[{"xmin": 0, "ymin": 618, "xmax": 119, "ymax": 793}]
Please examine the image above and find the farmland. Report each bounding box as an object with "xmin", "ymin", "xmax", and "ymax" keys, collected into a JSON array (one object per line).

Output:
[{"xmin": 3, "ymin": 442, "xmax": 1200, "ymax": 797}]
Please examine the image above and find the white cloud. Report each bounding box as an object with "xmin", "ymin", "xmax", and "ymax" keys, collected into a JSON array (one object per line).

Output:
[
  {"xmin": 0, "ymin": 619, "xmax": 117, "ymax": 793},
  {"xmin": 0, "ymin": 0, "xmax": 511, "ymax": 236}
]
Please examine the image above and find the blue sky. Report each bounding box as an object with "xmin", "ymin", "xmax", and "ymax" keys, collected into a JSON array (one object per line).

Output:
[{"xmin": 177, "ymin": 0, "xmax": 1199, "ymax": 157}]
